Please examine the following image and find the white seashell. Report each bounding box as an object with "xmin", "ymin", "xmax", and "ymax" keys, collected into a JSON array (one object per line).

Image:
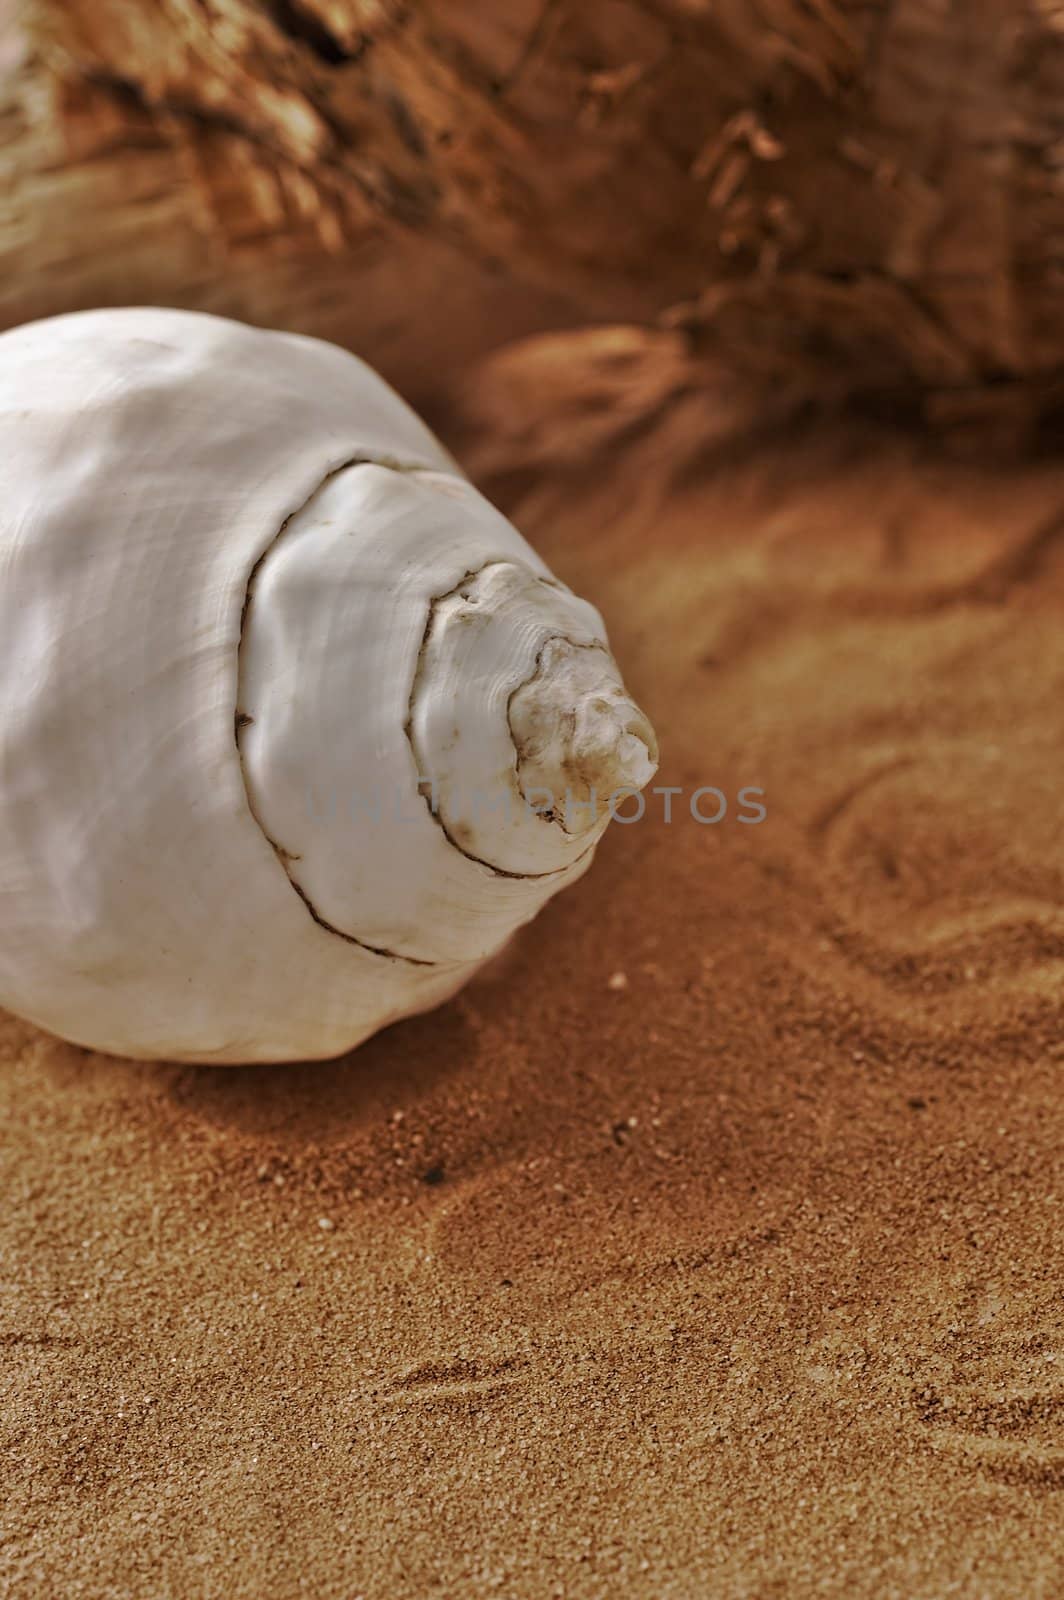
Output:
[{"xmin": 0, "ymin": 309, "xmax": 657, "ymax": 1063}]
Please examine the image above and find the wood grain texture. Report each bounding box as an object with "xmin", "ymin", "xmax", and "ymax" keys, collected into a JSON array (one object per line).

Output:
[{"xmin": 3, "ymin": 1, "xmax": 1064, "ymax": 436}]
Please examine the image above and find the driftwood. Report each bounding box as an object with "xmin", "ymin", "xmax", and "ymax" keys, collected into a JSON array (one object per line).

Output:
[{"xmin": 2, "ymin": 1, "xmax": 1063, "ymax": 439}]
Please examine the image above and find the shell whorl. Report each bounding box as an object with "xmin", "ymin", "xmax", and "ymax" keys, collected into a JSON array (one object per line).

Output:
[{"xmin": 236, "ymin": 461, "xmax": 658, "ymax": 966}]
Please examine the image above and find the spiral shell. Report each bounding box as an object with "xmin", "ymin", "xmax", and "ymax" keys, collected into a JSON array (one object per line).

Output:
[{"xmin": 0, "ymin": 309, "xmax": 657, "ymax": 1062}]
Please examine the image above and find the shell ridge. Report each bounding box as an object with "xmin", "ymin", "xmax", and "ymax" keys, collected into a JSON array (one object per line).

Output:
[
  {"xmin": 505, "ymin": 634, "xmax": 615, "ymax": 836},
  {"xmin": 236, "ymin": 453, "xmax": 460, "ymax": 967},
  {"xmin": 406, "ymin": 568, "xmax": 602, "ymax": 881}
]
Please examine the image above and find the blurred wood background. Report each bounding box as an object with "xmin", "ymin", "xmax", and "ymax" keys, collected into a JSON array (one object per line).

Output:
[{"xmin": 3, "ymin": 0, "xmax": 1063, "ymax": 443}]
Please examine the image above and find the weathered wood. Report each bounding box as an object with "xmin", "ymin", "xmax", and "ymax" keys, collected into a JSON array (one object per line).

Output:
[{"xmin": 3, "ymin": 1, "xmax": 1063, "ymax": 436}]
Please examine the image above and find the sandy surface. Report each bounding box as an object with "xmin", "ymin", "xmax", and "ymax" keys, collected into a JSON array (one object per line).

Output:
[{"xmin": 2, "ymin": 336, "xmax": 1063, "ymax": 1597}]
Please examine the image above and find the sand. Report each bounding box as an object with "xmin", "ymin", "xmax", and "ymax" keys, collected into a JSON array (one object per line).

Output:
[{"xmin": 2, "ymin": 335, "xmax": 1062, "ymax": 1597}]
